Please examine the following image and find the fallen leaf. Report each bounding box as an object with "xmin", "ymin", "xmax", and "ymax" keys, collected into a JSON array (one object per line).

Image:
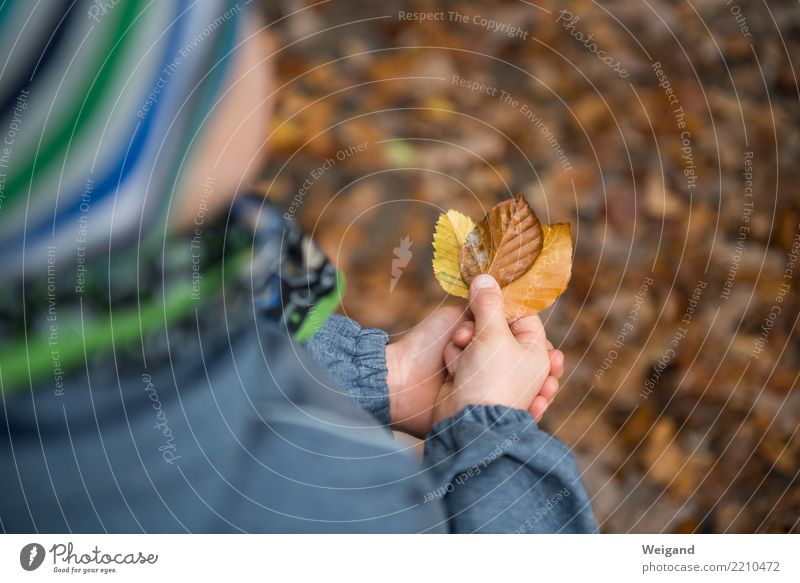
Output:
[
  {"xmin": 502, "ymin": 223, "xmax": 573, "ymax": 318},
  {"xmin": 460, "ymin": 195, "xmax": 543, "ymax": 286},
  {"xmin": 432, "ymin": 210, "xmax": 475, "ymax": 299},
  {"xmin": 432, "ymin": 197, "xmax": 571, "ymax": 317}
]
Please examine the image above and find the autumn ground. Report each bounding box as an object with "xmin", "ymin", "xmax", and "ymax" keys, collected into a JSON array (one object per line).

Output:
[{"xmin": 257, "ymin": 0, "xmax": 800, "ymax": 532}]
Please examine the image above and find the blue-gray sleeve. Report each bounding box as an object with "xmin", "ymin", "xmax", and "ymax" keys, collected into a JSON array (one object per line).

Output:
[
  {"xmin": 423, "ymin": 405, "xmax": 597, "ymax": 533},
  {"xmin": 305, "ymin": 315, "xmax": 390, "ymax": 425},
  {"xmin": 306, "ymin": 315, "xmax": 596, "ymax": 533}
]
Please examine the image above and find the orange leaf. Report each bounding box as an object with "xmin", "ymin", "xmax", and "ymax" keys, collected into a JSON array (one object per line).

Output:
[{"xmin": 502, "ymin": 223, "xmax": 573, "ymax": 318}]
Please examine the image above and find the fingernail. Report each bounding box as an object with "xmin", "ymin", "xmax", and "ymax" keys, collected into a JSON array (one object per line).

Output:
[{"xmin": 473, "ymin": 274, "xmax": 497, "ymax": 290}]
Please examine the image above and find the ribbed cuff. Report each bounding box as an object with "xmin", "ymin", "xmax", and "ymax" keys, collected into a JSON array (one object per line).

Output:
[
  {"xmin": 422, "ymin": 404, "xmax": 598, "ymax": 533},
  {"xmin": 305, "ymin": 315, "xmax": 391, "ymax": 425},
  {"xmin": 423, "ymin": 405, "xmax": 538, "ymax": 477},
  {"xmin": 433, "ymin": 404, "xmax": 533, "ymax": 432}
]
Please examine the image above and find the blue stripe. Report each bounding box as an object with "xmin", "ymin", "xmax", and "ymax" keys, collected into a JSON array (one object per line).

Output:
[{"xmin": 3, "ymin": 0, "xmax": 192, "ymax": 258}]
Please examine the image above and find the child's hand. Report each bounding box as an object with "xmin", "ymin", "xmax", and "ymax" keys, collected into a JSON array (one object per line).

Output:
[
  {"xmin": 431, "ymin": 275, "xmax": 557, "ymax": 424},
  {"xmin": 386, "ymin": 306, "xmax": 468, "ymax": 438},
  {"xmin": 448, "ymin": 315, "xmax": 565, "ymax": 422}
]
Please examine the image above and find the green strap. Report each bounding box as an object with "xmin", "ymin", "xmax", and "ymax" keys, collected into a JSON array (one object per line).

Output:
[
  {"xmin": 0, "ymin": 252, "xmax": 248, "ymax": 396},
  {"xmin": 294, "ymin": 272, "xmax": 345, "ymax": 343}
]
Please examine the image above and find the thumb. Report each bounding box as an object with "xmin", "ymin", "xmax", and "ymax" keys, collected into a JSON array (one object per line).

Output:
[{"xmin": 469, "ymin": 274, "xmax": 510, "ymax": 339}]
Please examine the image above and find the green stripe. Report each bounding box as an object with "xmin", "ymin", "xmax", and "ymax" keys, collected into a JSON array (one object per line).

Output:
[
  {"xmin": 0, "ymin": 1, "xmax": 174, "ymax": 232},
  {"xmin": 1, "ymin": 0, "xmax": 142, "ymax": 205},
  {"xmin": 0, "ymin": 251, "xmax": 249, "ymax": 396}
]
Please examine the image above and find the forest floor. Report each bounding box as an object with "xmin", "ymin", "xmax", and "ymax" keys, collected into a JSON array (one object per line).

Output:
[{"xmin": 259, "ymin": 0, "xmax": 800, "ymax": 532}]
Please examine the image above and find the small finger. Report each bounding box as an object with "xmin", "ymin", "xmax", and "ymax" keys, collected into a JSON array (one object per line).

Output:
[
  {"xmin": 529, "ymin": 395, "xmax": 550, "ymax": 422},
  {"xmin": 443, "ymin": 341, "xmax": 463, "ymax": 376},
  {"xmin": 549, "ymin": 350, "xmax": 565, "ymax": 379},
  {"xmin": 452, "ymin": 321, "xmax": 475, "ymax": 348},
  {"xmin": 539, "ymin": 376, "xmax": 560, "ymax": 402}
]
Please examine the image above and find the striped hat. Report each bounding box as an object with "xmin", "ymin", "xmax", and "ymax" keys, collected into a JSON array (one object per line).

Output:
[{"xmin": 0, "ymin": 0, "xmax": 247, "ymax": 278}]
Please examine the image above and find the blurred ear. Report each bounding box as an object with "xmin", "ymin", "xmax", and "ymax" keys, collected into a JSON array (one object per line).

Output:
[{"xmin": 170, "ymin": 18, "xmax": 275, "ymax": 231}]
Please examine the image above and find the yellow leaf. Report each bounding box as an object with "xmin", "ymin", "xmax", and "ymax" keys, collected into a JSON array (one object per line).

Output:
[
  {"xmin": 432, "ymin": 210, "xmax": 475, "ymax": 298},
  {"xmin": 502, "ymin": 223, "xmax": 573, "ymax": 318}
]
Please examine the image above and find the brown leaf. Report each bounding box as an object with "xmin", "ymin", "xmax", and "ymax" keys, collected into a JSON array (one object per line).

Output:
[{"xmin": 459, "ymin": 195, "xmax": 543, "ymax": 286}]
